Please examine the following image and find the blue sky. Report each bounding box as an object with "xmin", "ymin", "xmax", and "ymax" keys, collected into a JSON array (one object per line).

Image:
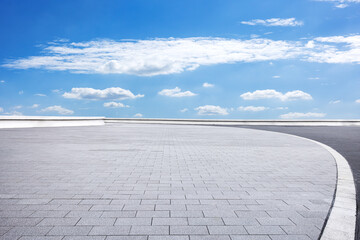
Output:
[{"xmin": 0, "ymin": 0, "xmax": 359, "ymax": 119}]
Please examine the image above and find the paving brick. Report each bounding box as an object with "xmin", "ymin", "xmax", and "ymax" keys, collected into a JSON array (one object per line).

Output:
[
  {"xmin": 89, "ymin": 226, "xmax": 130, "ymax": 235},
  {"xmin": 188, "ymin": 218, "xmax": 223, "ymax": 226},
  {"xmin": 76, "ymin": 218, "xmax": 115, "ymax": 226},
  {"xmin": 208, "ymin": 226, "xmax": 247, "ymax": 234},
  {"xmin": 170, "ymin": 226, "xmax": 208, "ymax": 235},
  {"xmin": 130, "ymin": 226, "xmax": 169, "ymax": 235},
  {"xmin": 37, "ymin": 218, "xmax": 80, "ymax": 226},
  {"xmin": 152, "ymin": 218, "xmax": 188, "ymax": 226},
  {"xmin": 48, "ymin": 226, "xmax": 92, "ymax": 236},
  {"xmin": 115, "ymin": 218, "xmax": 151, "ymax": 225}
]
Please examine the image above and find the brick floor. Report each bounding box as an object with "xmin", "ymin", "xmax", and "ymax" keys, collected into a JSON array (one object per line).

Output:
[{"xmin": 0, "ymin": 124, "xmax": 336, "ymax": 239}]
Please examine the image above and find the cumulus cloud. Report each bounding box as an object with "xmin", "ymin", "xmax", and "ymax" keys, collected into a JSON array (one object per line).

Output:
[
  {"xmin": 63, "ymin": 87, "xmax": 144, "ymax": 100},
  {"xmin": 40, "ymin": 105, "xmax": 74, "ymax": 115},
  {"xmin": 203, "ymin": 82, "xmax": 214, "ymax": 88},
  {"xmin": 35, "ymin": 93, "xmax": 46, "ymax": 97},
  {"xmin": 180, "ymin": 108, "xmax": 188, "ymax": 113},
  {"xmin": 307, "ymin": 35, "xmax": 360, "ymax": 63},
  {"xmin": 315, "ymin": 0, "xmax": 360, "ymax": 8},
  {"xmin": 134, "ymin": 113, "xmax": 143, "ymax": 117},
  {"xmin": 158, "ymin": 87, "xmax": 196, "ymax": 97},
  {"xmin": 3, "ymin": 35, "xmax": 360, "ymax": 76},
  {"xmin": 103, "ymin": 102, "xmax": 129, "ymax": 108},
  {"xmin": 238, "ymin": 106, "xmax": 268, "ymax": 112},
  {"xmin": 280, "ymin": 112, "xmax": 326, "ymax": 119},
  {"xmin": 356, "ymin": 99, "xmax": 360, "ymax": 103},
  {"xmin": 241, "ymin": 18, "xmax": 303, "ymax": 27},
  {"xmin": 195, "ymin": 105, "xmax": 229, "ymax": 115},
  {"xmin": 240, "ymin": 89, "xmax": 312, "ymax": 101},
  {"xmin": 30, "ymin": 104, "xmax": 39, "ymax": 108}
]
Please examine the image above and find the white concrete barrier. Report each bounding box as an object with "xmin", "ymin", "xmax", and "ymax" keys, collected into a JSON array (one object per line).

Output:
[
  {"xmin": 106, "ymin": 118, "xmax": 360, "ymax": 126},
  {"xmin": 0, "ymin": 116, "xmax": 105, "ymax": 128}
]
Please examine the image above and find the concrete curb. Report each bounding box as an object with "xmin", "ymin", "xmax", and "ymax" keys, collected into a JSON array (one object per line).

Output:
[
  {"xmin": 0, "ymin": 116, "xmax": 105, "ymax": 128},
  {"xmin": 314, "ymin": 141, "xmax": 356, "ymax": 240}
]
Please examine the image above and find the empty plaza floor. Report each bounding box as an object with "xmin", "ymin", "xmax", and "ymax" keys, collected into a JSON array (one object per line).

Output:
[{"xmin": 0, "ymin": 123, "xmax": 337, "ymax": 240}]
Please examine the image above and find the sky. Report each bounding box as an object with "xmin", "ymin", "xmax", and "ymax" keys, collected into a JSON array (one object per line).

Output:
[{"xmin": 0, "ymin": 0, "xmax": 360, "ymax": 119}]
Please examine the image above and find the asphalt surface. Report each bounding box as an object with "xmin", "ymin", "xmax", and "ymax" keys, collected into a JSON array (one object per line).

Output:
[{"xmin": 226, "ymin": 125, "xmax": 360, "ymax": 238}]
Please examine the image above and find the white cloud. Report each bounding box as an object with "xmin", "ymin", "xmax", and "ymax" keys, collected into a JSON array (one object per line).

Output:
[
  {"xmin": 238, "ymin": 106, "xmax": 268, "ymax": 112},
  {"xmin": 3, "ymin": 35, "xmax": 360, "ymax": 76},
  {"xmin": 315, "ymin": 0, "xmax": 360, "ymax": 8},
  {"xmin": 158, "ymin": 87, "xmax": 196, "ymax": 97},
  {"xmin": 240, "ymin": 89, "xmax": 312, "ymax": 101},
  {"xmin": 35, "ymin": 93, "xmax": 46, "ymax": 97},
  {"xmin": 40, "ymin": 105, "xmax": 74, "ymax": 115},
  {"xmin": 180, "ymin": 108, "xmax": 188, "ymax": 113},
  {"xmin": 52, "ymin": 89, "xmax": 61, "ymax": 93},
  {"xmin": 241, "ymin": 18, "xmax": 303, "ymax": 27},
  {"xmin": 0, "ymin": 107, "xmax": 3, "ymax": 112},
  {"xmin": 3, "ymin": 111, "xmax": 23, "ymax": 116},
  {"xmin": 307, "ymin": 35, "xmax": 360, "ymax": 63},
  {"xmin": 30, "ymin": 104, "xmax": 39, "ymax": 108},
  {"xmin": 308, "ymin": 77, "xmax": 320, "ymax": 80},
  {"xmin": 0, "ymin": 80, "xmax": 5, "ymax": 83},
  {"xmin": 276, "ymin": 107, "xmax": 289, "ymax": 110},
  {"xmin": 134, "ymin": 113, "xmax": 143, "ymax": 117},
  {"xmin": 203, "ymin": 82, "xmax": 214, "ymax": 88},
  {"xmin": 63, "ymin": 87, "xmax": 144, "ymax": 100},
  {"xmin": 195, "ymin": 105, "xmax": 229, "ymax": 115},
  {"xmin": 103, "ymin": 102, "xmax": 129, "ymax": 108},
  {"xmin": 329, "ymin": 100, "xmax": 341, "ymax": 104},
  {"xmin": 13, "ymin": 105, "xmax": 22, "ymax": 109},
  {"xmin": 280, "ymin": 112, "xmax": 326, "ymax": 119},
  {"xmin": 272, "ymin": 75, "xmax": 280, "ymax": 78},
  {"xmin": 356, "ymin": 99, "xmax": 360, "ymax": 103},
  {"xmin": 18, "ymin": 90, "xmax": 24, "ymax": 95}
]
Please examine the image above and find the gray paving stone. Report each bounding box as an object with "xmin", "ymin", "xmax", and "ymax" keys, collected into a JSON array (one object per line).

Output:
[
  {"xmin": 170, "ymin": 226, "xmax": 208, "ymax": 235},
  {"xmin": 62, "ymin": 237, "xmax": 106, "ymax": 240},
  {"xmin": 37, "ymin": 218, "xmax": 80, "ymax": 226},
  {"xmin": 47, "ymin": 226, "xmax": 92, "ymax": 236},
  {"xmin": 190, "ymin": 236, "xmax": 231, "ymax": 240},
  {"xmin": 230, "ymin": 236, "xmax": 271, "ymax": 240},
  {"xmin": 115, "ymin": 218, "xmax": 152, "ymax": 226},
  {"xmin": 76, "ymin": 218, "xmax": 115, "ymax": 226},
  {"xmin": 106, "ymin": 237, "xmax": 147, "ymax": 240},
  {"xmin": 0, "ymin": 124, "xmax": 337, "ymax": 240},
  {"xmin": 245, "ymin": 226, "xmax": 286, "ymax": 235},
  {"xmin": 89, "ymin": 226, "xmax": 130, "ymax": 235},
  {"xmin": 130, "ymin": 226, "xmax": 169, "ymax": 235},
  {"xmin": 152, "ymin": 218, "xmax": 188, "ymax": 226},
  {"xmin": 19, "ymin": 237, "xmax": 63, "ymax": 240},
  {"xmin": 148, "ymin": 236, "xmax": 189, "ymax": 240},
  {"xmin": 208, "ymin": 226, "xmax": 247, "ymax": 234},
  {"xmin": 188, "ymin": 218, "xmax": 223, "ymax": 226}
]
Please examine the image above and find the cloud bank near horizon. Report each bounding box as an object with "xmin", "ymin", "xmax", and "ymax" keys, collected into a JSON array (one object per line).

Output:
[{"xmin": 3, "ymin": 35, "xmax": 360, "ymax": 76}]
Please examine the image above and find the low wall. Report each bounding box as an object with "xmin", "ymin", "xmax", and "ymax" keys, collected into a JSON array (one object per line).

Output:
[
  {"xmin": 1, "ymin": 117, "xmax": 360, "ymax": 128},
  {"xmin": 106, "ymin": 118, "xmax": 360, "ymax": 126},
  {"xmin": 0, "ymin": 116, "xmax": 105, "ymax": 128}
]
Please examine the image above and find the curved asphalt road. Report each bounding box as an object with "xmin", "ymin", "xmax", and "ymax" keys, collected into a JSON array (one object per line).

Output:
[{"xmin": 224, "ymin": 125, "xmax": 360, "ymax": 239}]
